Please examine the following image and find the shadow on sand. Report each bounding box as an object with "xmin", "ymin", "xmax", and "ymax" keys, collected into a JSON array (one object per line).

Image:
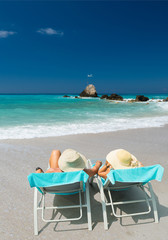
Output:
[{"xmin": 38, "ymin": 181, "xmax": 168, "ymax": 234}]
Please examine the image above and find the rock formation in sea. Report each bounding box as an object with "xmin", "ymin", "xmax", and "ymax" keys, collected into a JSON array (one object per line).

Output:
[
  {"xmin": 63, "ymin": 95, "xmax": 70, "ymax": 98},
  {"xmin": 100, "ymin": 93, "xmax": 123, "ymax": 101},
  {"xmin": 80, "ymin": 84, "xmax": 98, "ymax": 97},
  {"xmin": 100, "ymin": 94, "xmax": 108, "ymax": 99},
  {"xmin": 163, "ymin": 97, "xmax": 168, "ymax": 102},
  {"xmin": 108, "ymin": 94, "xmax": 123, "ymax": 101},
  {"xmin": 135, "ymin": 95, "xmax": 149, "ymax": 102}
]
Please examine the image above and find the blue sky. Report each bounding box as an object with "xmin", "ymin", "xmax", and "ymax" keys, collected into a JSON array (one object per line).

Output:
[{"xmin": 0, "ymin": 1, "xmax": 168, "ymax": 94}]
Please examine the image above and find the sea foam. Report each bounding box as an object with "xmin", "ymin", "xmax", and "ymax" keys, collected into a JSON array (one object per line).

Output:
[{"xmin": 0, "ymin": 116, "xmax": 168, "ymax": 139}]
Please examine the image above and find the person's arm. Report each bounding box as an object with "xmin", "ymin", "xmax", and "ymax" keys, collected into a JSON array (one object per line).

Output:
[
  {"xmin": 98, "ymin": 162, "xmax": 113, "ymax": 179},
  {"xmin": 84, "ymin": 160, "xmax": 102, "ymax": 178},
  {"xmin": 98, "ymin": 164, "xmax": 108, "ymax": 173},
  {"xmin": 98, "ymin": 171, "xmax": 108, "ymax": 179},
  {"xmin": 98, "ymin": 160, "xmax": 111, "ymax": 172}
]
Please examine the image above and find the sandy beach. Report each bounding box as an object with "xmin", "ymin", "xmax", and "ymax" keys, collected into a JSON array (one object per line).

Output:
[
  {"xmin": 1, "ymin": 0, "xmax": 168, "ymax": 239},
  {"xmin": 0, "ymin": 126, "xmax": 168, "ymax": 240}
]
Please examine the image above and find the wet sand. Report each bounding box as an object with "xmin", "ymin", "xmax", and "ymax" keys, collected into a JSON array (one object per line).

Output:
[{"xmin": 0, "ymin": 126, "xmax": 168, "ymax": 240}]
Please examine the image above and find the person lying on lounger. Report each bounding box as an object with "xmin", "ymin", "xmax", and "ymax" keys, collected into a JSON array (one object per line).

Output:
[
  {"xmin": 36, "ymin": 148, "xmax": 102, "ymax": 178},
  {"xmin": 98, "ymin": 149, "xmax": 144, "ymax": 179}
]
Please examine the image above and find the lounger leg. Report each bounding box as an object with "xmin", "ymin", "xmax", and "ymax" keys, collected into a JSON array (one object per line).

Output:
[
  {"xmin": 101, "ymin": 188, "xmax": 108, "ymax": 230},
  {"xmin": 148, "ymin": 182, "xmax": 159, "ymax": 223},
  {"xmin": 97, "ymin": 177, "xmax": 108, "ymax": 230},
  {"xmin": 86, "ymin": 181, "xmax": 92, "ymax": 230},
  {"xmin": 34, "ymin": 188, "xmax": 38, "ymax": 235}
]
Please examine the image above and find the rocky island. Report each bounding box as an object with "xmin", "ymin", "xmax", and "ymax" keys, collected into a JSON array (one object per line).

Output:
[
  {"xmin": 64, "ymin": 84, "xmax": 168, "ymax": 103},
  {"xmin": 80, "ymin": 84, "xmax": 98, "ymax": 97},
  {"xmin": 101, "ymin": 94, "xmax": 123, "ymax": 101},
  {"xmin": 135, "ymin": 95, "xmax": 149, "ymax": 102}
]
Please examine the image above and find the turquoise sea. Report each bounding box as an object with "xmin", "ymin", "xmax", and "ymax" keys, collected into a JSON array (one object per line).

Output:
[{"xmin": 0, "ymin": 94, "xmax": 168, "ymax": 139}]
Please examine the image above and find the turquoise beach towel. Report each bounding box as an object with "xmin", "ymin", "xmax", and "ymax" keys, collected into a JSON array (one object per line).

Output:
[
  {"xmin": 28, "ymin": 170, "xmax": 89, "ymax": 193},
  {"xmin": 104, "ymin": 164, "xmax": 164, "ymax": 186}
]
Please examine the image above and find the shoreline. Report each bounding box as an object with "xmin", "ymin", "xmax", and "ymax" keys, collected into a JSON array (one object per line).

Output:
[
  {"xmin": 1, "ymin": 125, "xmax": 168, "ymax": 167},
  {"xmin": 1, "ymin": 123, "xmax": 168, "ymax": 142}
]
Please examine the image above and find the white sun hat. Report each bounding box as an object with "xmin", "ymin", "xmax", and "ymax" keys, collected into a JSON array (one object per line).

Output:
[
  {"xmin": 59, "ymin": 149, "xmax": 87, "ymax": 172},
  {"xmin": 106, "ymin": 149, "xmax": 141, "ymax": 170}
]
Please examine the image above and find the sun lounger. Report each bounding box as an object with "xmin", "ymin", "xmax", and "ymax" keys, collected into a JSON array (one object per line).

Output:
[
  {"xmin": 91, "ymin": 161, "xmax": 164, "ymax": 230},
  {"xmin": 28, "ymin": 168, "xmax": 92, "ymax": 235}
]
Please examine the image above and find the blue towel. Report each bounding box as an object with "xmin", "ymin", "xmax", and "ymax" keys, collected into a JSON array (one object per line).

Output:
[
  {"xmin": 28, "ymin": 170, "xmax": 89, "ymax": 193},
  {"xmin": 104, "ymin": 164, "xmax": 164, "ymax": 186}
]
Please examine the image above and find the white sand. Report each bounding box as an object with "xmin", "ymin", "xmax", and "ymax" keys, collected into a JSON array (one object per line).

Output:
[{"xmin": 0, "ymin": 126, "xmax": 168, "ymax": 240}]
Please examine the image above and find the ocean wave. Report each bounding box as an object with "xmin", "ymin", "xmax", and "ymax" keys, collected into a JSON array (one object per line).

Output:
[
  {"xmin": 156, "ymin": 102, "xmax": 168, "ymax": 110},
  {"xmin": 0, "ymin": 116, "xmax": 168, "ymax": 139}
]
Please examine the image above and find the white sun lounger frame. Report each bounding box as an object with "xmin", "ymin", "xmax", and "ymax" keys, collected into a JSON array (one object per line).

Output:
[
  {"xmin": 33, "ymin": 160, "xmax": 92, "ymax": 235},
  {"xmin": 89, "ymin": 159, "xmax": 158, "ymax": 230}
]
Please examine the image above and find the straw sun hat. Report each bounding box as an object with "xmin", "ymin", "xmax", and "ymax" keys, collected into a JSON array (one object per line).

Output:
[
  {"xmin": 106, "ymin": 149, "xmax": 141, "ymax": 170},
  {"xmin": 59, "ymin": 149, "xmax": 87, "ymax": 172}
]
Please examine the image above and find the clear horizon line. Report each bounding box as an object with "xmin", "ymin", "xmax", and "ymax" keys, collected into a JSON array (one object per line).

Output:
[{"xmin": 0, "ymin": 92, "xmax": 168, "ymax": 95}]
